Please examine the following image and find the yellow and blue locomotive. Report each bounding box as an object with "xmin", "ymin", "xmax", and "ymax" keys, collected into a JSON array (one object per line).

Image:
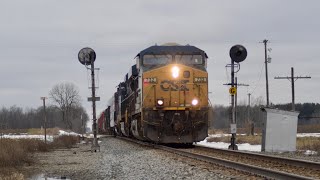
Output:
[{"xmin": 112, "ymin": 43, "xmax": 209, "ymax": 144}]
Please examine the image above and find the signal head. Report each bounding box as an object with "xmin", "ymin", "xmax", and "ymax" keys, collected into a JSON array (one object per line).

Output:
[
  {"xmin": 229, "ymin": 45, "xmax": 247, "ymax": 63},
  {"xmin": 78, "ymin": 47, "xmax": 96, "ymax": 65}
]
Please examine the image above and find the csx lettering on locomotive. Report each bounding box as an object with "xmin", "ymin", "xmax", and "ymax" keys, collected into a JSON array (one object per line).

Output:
[{"xmin": 160, "ymin": 80, "xmax": 189, "ymax": 91}]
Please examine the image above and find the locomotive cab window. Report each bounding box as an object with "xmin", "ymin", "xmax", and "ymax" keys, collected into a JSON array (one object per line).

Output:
[
  {"xmin": 176, "ymin": 55, "xmax": 203, "ymax": 65},
  {"xmin": 143, "ymin": 54, "xmax": 172, "ymax": 65}
]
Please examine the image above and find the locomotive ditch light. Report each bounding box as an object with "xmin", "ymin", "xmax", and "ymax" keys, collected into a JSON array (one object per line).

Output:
[
  {"xmin": 191, "ymin": 99, "xmax": 199, "ymax": 106},
  {"xmin": 157, "ymin": 99, "xmax": 164, "ymax": 106},
  {"xmin": 172, "ymin": 66, "xmax": 180, "ymax": 78}
]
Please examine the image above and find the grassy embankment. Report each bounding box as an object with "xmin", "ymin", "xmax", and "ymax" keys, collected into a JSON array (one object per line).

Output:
[
  {"xmin": 207, "ymin": 124, "xmax": 320, "ymax": 154},
  {"xmin": 0, "ymin": 128, "xmax": 80, "ymax": 179},
  {"xmin": 0, "ymin": 128, "xmax": 79, "ymax": 168}
]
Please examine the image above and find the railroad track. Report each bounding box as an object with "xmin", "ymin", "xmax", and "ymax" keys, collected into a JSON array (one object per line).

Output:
[
  {"xmin": 116, "ymin": 136, "xmax": 320, "ymax": 179},
  {"xmin": 187, "ymin": 145, "xmax": 320, "ymax": 179}
]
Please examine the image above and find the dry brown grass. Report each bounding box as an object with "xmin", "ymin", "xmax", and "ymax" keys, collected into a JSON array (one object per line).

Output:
[
  {"xmin": 206, "ymin": 136, "xmax": 230, "ymax": 143},
  {"xmin": 0, "ymin": 135, "xmax": 79, "ymax": 168},
  {"xmin": 0, "ymin": 139, "xmax": 32, "ymax": 167},
  {"xmin": 208, "ymin": 128, "xmax": 225, "ymax": 134},
  {"xmin": 27, "ymin": 127, "xmax": 61, "ymax": 135},
  {"xmin": 19, "ymin": 139, "xmax": 49, "ymax": 153},
  {"xmin": 298, "ymin": 124, "xmax": 320, "ymax": 133},
  {"xmin": 236, "ymin": 135, "xmax": 261, "ymax": 145},
  {"xmin": 51, "ymin": 135, "xmax": 79, "ymax": 149},
  {"xmin": 210, "ymin": 128, "xmax": 262, "ymax": 134},
  {"xmin": 0, "ymin": 170, "xmax": 24, "ymax": 180},
  {"xmin": 297, "ymin": 137, "xmax": 320, "ymax": 154}
]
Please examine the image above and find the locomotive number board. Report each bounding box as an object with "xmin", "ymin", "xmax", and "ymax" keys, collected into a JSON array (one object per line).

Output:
[
  {"xmin": 144, "ymin": 77, "xmax": 157, "ymax": 83},
  {"xmin": 194, "ymin": 77, "xmax": 207, "ymax": 83}
]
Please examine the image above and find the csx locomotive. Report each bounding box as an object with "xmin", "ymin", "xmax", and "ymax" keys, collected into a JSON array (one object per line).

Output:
[{"xmin": 99, "ymin": 43, "xmax": 209, "ymax": 144}]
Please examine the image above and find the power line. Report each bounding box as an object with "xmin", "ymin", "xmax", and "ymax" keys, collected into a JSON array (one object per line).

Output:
[
  {"xmin": 274, "ymin": 67, "xmax": 311, "ymax": 111},
  {"xmin": 249, "ymin": 63, "xmax": 264, "ymax": 95}
]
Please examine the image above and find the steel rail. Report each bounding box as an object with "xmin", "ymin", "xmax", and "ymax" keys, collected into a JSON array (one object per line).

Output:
[
  {"xmin": 195, "ymin": 144, "xmax": 320, "ymax": 170},
  {"xmin": 157, "ymin": 145, "xmax": 313, "ymax": 180},
  {"xmin": 116, "ymin": 137, "xmax": 314, "ymax": 180}
]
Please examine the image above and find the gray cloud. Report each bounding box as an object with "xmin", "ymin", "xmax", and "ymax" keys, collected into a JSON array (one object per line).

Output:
[{"xmin": 0, "ymin": 0, "xmax": 319, "ymax": 114}]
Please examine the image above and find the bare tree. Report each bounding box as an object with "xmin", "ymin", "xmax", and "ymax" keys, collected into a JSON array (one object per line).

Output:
[
  {"xmin": 49, "ymin": 82, "xmax": 81, "ymax": 129},
  {"xmin": 212, "ymin": 105, "xmax": 229, "ymax": 129},
  {"xmin": 69, "ymin": 105, "xmax": 89, "ymax": 133}
]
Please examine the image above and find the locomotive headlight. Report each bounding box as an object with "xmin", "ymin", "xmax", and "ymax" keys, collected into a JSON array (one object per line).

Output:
[
  {"xmin": 171, "ymin": 66, "xmax": 180, "ymax": 78},
  {"xmin": 191, "ymin": 99, "xmax": 199, "ymax": 106},
  {"xmin": 157, "ymin": 99, "xmax": 164, "ymax": 106}
]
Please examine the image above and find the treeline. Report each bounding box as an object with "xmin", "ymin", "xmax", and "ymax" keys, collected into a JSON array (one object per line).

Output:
[
  {"xmin": 211, "ymin": 102, "xmax": 320, "ymax": 130},
  {"xmin": 274, "ymin": 103, "xmax": 320, "ymax": 124},
  {"xmin": 0, "ymin": 82, "xmax": 91, "ymax": 133},
  {"xmin": 0, "ymin": 105, "xmax": 89, "ymax": 133}
]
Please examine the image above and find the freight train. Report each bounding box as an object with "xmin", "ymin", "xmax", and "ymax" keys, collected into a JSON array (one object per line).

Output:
[{"xmin": 98, "ymin": 43, "xmax": 209, "ymax": 144}]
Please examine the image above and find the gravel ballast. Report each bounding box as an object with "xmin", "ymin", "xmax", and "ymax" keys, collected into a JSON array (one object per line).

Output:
[{"xmin": 24, "ymin": 137, "xmax": 256, "ymax": 179}]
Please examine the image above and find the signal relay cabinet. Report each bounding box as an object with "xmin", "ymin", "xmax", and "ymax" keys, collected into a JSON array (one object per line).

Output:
[{"xmin": 260, "ymin": 108, "xmax": 299, "ymax": 152}]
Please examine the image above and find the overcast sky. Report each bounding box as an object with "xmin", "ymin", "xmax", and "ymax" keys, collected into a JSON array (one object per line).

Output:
[{"xmin": 1, "ymin": 0, "xmax": 319, "ymax": 116}]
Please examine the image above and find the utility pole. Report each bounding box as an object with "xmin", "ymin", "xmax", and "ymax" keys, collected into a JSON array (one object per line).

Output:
[
  {"xmin": 81, "ymin": 113, "xmax": 84, "ymax": 139},
  {"xmin": 262, "ymin": 39, "xmax": 270, "ymax": 107},
  {"xmin": 40, "ymin": 97, "xmax": 47, "ymax": 144},
  {"xmin": 274, "ymin": 67, "xmax": 311, "ymax": 111},
  {"xmin": 247, "ymin": 93, "xmax": 254, "ymax": 135}
]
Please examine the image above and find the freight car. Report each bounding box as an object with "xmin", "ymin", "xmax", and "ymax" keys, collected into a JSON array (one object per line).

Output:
[
  {"xmin": 105, "ymin": 43, "xmax": 209, "ymax": 144},
  {"xmin": 97, "ymin": 97, "xmax": 116, "ymax": 135},
  {"xmin": 97, "ymin": 111, "xmax": 106, "ymax": 133}
]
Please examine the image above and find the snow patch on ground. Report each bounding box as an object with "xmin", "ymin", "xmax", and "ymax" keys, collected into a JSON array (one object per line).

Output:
[
  {"xmin": 207, "ymin": 133, "xmax": 248, "ymax": 138},
  {"xmin": 0, "ymin": 130, "xmax": 80, "ymax": 142},
  {"xmin": 83, "ymin": 134, "xmax": 106, "ymax": 139},
  {"xmin": 304, "ymin": 150, "xmax": 318, "ymax": 155},
  {"xmin": 1, "ymin": 134, "xmax": 54, "ymax": 142},
  {"xmin": 58, "ymin": 130, "xmax": 80, "ymax": 136},
  {"xmin": 197, "ymin": 139, "xmax": 261, "ymax": 152},
  {"xmin": 199, "ymin": 133, "xmax": 320, "ymax": 153},
  {"xmin": 297, "ymin": 133, "xmax": 320, "ymax": 137}
]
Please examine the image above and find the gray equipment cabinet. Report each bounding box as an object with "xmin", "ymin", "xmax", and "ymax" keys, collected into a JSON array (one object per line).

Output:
[{"xmin": 261, "ymin": 108, "xmax": 299, "ymax": 152}]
